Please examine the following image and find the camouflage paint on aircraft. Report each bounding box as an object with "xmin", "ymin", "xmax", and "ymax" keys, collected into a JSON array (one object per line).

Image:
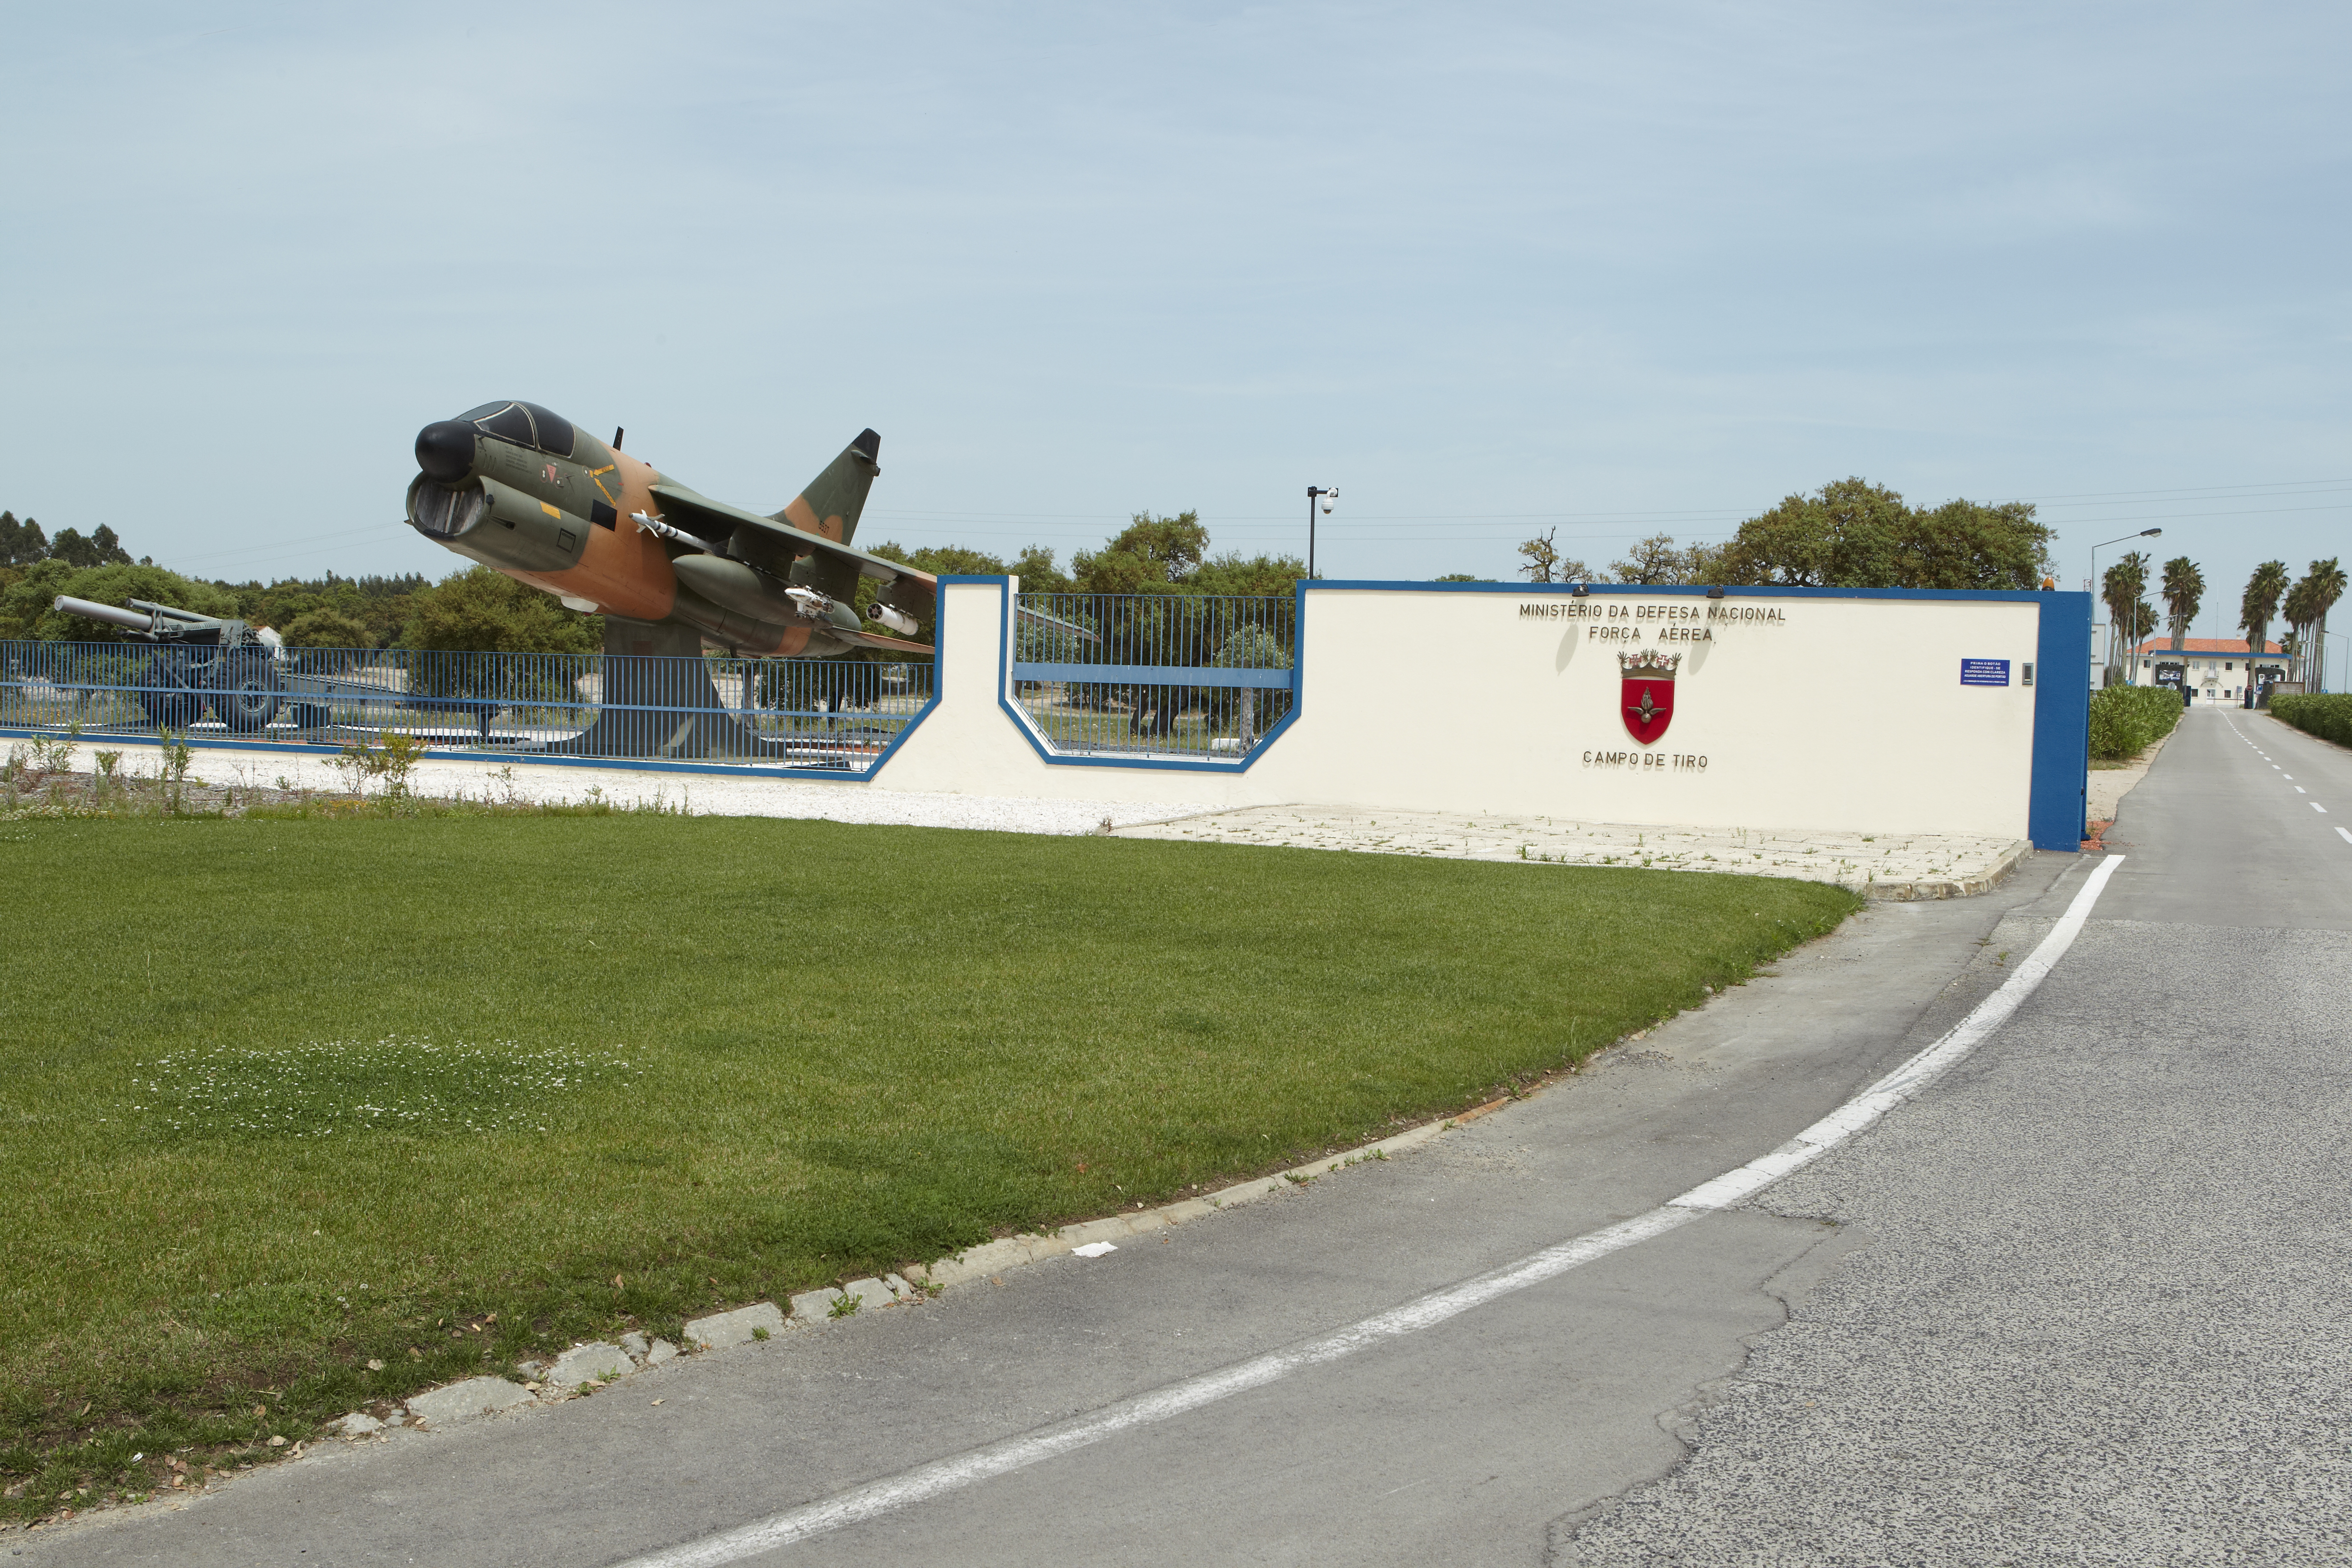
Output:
[{"xmin": 405, "ymin": 402, "xmax": 933, "ymax": 658}]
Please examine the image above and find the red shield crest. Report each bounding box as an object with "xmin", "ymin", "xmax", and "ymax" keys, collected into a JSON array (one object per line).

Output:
[{"xmin": 1619, "ymin": 650, "xmax": 1679, "ymax": 745}]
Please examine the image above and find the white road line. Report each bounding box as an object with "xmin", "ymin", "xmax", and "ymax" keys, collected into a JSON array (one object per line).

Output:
[
  {"xmin": 2298, "ymin": 787, "xmax": 2308, "ymax": 794},
  {"xmin": 1672, "ymin": 854, "xmax": 2122, "ymax": 1210},
  {"xmin": 2316, "ymin": 803, "xmax": 2330, "ymax": 814},
  {"xmin": 614, "ymin": 858, "xmax": 2128, "ymax": 1568},
  {"xmin": 2338, "ymin": 827, "xmax": 2352, "ymax": 846}
]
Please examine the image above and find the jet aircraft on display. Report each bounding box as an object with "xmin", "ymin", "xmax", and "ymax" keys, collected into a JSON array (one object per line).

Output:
[{"xmin": 407, "ymin": 402, "xmax": 933, "ymax": 657}]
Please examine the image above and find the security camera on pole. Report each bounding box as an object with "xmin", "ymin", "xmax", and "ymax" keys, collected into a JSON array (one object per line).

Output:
[{"xmin": 1307, "ymin": 486, "xmax": 1336, "ymax": 581}]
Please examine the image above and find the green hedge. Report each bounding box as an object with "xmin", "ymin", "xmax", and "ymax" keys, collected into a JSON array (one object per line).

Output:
[
  {"xmin": 2088, "ymin": 683, "xmax": 2184, "ymax": 761},
  {"xmin": 2271, "ymin": 693, "xmax": 2352, "ymax": 748}
]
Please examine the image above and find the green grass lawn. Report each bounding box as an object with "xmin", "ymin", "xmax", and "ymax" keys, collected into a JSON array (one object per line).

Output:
[{"xmin": 0, "ymin": 812, "xmax": 1856, "ymax": 1515}]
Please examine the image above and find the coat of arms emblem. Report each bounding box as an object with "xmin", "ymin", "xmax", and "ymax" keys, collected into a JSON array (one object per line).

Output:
[{"xmin": 1619, "ymin": 649, "xmax": 1680, "ymax": 744}]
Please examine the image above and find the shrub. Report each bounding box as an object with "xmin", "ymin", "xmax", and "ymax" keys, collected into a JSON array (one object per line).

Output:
[
  {"xmin": 399, "ymin": 568, "xmax": 598, "ymax": 703},
  {"xmin": 1210, "ymin": 625, "xmax": 1293, "ymax": 734},
  {"xmin": 2087, "ymin": 683, "xmax": 2183, "ymax": 761},
  {"xmin": 278, "ymin": 608, "xmax": 370, "ymax": 649},
  {"xmin": 2271, "ymin": 693, "xmax": 2352, "ymax": 748},
  {"xmin": 401, "ymin": 567, "xmax": 598, "ymax": 657}
]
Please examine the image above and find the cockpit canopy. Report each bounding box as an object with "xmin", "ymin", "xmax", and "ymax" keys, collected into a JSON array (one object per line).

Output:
[{"xmin": 453, "ymin": 401, "xmax": 577, "ymax": 459}]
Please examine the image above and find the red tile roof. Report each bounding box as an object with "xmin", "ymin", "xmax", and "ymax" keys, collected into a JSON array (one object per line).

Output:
[{"xmin": 2133, "ymin": 637, "xmax": 2283, "ymax": 655}]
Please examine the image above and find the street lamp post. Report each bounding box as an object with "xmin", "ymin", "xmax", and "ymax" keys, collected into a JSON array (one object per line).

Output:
[
  {"xmin": 2084, "ymin": 527, "xmax": 2162, "ymax": 840},
  {"xmin": 1306, "ymin": 486, "xmax": 1336, "ymax": 581},
  {"xmin": 2088, "ymin": 527, "xmax": 2163, "ymax": 689}
]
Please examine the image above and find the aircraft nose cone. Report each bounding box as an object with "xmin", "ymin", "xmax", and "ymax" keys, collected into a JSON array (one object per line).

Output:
[{"xmin": 415, "ymin": 421, "xmax": 477, "ymax": 484}]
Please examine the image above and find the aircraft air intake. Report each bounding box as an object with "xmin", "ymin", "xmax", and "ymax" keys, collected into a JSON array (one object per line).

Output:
[{"xmin": 408, "ymin": 478, "xmax": 491, "ymax": 539}]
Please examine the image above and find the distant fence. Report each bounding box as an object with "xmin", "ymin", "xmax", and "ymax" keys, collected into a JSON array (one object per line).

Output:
[
  {"xmin": 0, "ymin": 641, "xmax": 932, "ymax": 772},
  {"xmin": 1010, "ymin": 593, "xmax": 1297, "ymax": 762}
]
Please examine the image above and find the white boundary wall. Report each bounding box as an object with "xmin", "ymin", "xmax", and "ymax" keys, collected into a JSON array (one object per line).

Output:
[{"xmin": 873, "ymin": 580, "xmax": 2051, "ymax": 841}]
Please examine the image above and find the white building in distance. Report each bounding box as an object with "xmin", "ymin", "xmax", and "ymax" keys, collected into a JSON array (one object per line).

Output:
[{"xmin": 2126, "ymin": 637, "xmax": 2286, "ymax": 703}]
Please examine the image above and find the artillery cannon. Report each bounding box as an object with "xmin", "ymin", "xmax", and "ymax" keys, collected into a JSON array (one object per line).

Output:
[{"xmin": 51, "ymin": 595, "xmax": 289, "ymax": 733}]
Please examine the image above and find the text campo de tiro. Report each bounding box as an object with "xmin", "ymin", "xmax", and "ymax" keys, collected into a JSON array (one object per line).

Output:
[{"xmin": 1517, "ymin": 600, "xmax": 1791, "ymax": 772}]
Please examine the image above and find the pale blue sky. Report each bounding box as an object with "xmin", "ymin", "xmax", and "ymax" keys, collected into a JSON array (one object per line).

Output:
[{"xmin": 3, "ymin": 2, "xmax": 2345, "ymax": 644}]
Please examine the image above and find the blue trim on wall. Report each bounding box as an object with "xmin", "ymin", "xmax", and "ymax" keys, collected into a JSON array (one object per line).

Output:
[
  {"xmin": 0, "ymin": 728, "xmax": 355, "ymax": 762},
  {"xmin": 2030, "ymin": 595, "xmax": 2093, "ymax": 849},
  {"xmin": 1311, "ymin": 579, "xmax": 2063, "ymax": 604},
  {"xmin": 989, "ymin": 574, "xmax": 1309, "ymax": 773},
  {"xmin": 0, "ymin": 723, "xmax": 942, "ymax": 782}
]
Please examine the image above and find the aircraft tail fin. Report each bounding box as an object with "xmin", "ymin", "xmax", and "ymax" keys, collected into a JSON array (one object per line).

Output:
[{"xmin": 772, "ymin": 429, "xmax": 880, "ymax": 548}]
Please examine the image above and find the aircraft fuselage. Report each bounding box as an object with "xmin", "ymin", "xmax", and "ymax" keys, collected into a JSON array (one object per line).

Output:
[{"xmin": 406, "ymin": 402, "xmax": 911, "ymax": 658}]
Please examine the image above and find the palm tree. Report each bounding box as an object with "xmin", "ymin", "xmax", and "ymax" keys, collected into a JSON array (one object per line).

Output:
[
  {"xmin": 2296, "ymin": 558, "xmax": 2346, "ymax": 693},
  {"xmin": 2103, "ymin": 551, "xmax": 2156, "ymax": 684},
  {"xmin": 2282, "ymin": 576, "xmax": 2319, "ymax": 688},
  {"xmin": 2240, "ymin": 560, "xmax": 2291, "ymax": 706},
  {"xmin": 2160, "ymin": 557, "xmax": 2204, "ymax": 651}
]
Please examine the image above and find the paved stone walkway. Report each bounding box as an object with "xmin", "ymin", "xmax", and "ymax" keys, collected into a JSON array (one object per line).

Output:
[{"xmin": 1116, "ymin": 806, "xmax": 2032, "ymax": 898}]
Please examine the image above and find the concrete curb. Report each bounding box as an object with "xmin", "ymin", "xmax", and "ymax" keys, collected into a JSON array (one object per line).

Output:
[
  {"xmin": 363, "ymin": 1093, "xmax": 1505, "ymax": 1437},
  {"xmin": 1860, "ymin": 838, "xmax": 2033, "ymax": 901},
  {"xmin": 913, "ymin": 1115, "xmax": 1461, "ymax": 1290}
]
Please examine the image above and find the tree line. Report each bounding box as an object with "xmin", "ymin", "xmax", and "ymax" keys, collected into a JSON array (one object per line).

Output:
[
  {"xmin": 0, "ymin": 527, "xmax": 591, "ymax": 655},
  {"xmin": 1512, "ymin": 478, "xmax": 2058, "ymax": 591},
  {"xmin": 0, "ymin": 511, "xmax": 140, "ymax": 572},
  {"xmin": 861, "ymin": 512, "xmax": 1305, "ymax": 648},
  {"xmin": 10, "ymin": 484, "xmax": 2336, "ymax": 680},
  {"xmin": 0, "ymin": 508, "xmax": 1298, "ymax": 656}
]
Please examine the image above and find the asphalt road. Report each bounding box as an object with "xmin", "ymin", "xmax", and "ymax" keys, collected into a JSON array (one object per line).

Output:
[
  {"xmin": 29, "ymin": 706, "xmax": 2340, "ymax": 1566},
  {"xmin": 1568, "ymin": 704, "xmax": 2352, "ymax": 1565}
]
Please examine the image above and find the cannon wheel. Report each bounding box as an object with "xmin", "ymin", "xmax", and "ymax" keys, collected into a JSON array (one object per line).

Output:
[
  {"xmin": 209, "ymin": 649, "xmax": 282, "ymax": 733},
  {"xmin": 136, "ymin": 650, "xmax": 205, "ymax": 731}
]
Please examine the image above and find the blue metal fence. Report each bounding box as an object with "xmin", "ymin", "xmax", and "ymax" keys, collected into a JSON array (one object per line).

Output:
[
  {"xmin": 1010, "ymin": 593, "xmax": 1296, "ymax": 761},
  {"xmin": 0, "ymin": 641, "xmax": 932, "ymax": 772},
  {"xmin": 3, "ymin": 590, "xmax": 1300, "ymax": 773}
]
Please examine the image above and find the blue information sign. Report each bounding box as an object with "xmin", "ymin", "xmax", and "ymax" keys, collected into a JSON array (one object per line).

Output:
[{"xmin": 1960, "ymin": 658, "xmax": 2011, "ymax": 687}]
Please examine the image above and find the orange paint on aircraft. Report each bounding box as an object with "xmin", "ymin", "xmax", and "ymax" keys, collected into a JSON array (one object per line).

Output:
[
  {"xmin": 514, "ymin": 447, "xmax": 676, "ymax": 621},
  {"xmin": 781, "ymin": 496, "xmax": 843, "ymax": 541}
]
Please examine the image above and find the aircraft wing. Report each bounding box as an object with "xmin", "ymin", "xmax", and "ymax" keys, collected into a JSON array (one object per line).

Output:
[
  {"xmin": 647, "ymin": 484, "xmax": 938, "ymax": 597},
  {"xmin": 829, "ymin": 628, "xmax": 936, "ymax": 655}
]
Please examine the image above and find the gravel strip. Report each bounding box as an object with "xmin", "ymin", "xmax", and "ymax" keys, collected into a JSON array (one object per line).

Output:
[
  {"xmin": 62, "ymin": 740, "xmax": 1209, "ymax": 836},
  {"xmin": 1116, "ymin": 804, "xmax": 2027, "ymax": 897}
]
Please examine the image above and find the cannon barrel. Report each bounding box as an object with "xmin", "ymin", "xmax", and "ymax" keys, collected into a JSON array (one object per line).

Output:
[
  {"xmin": 129, "ymin": 598, "xmax": 219, "ymax": 624},
  {"xmin": 52, "ymin": 595, "xmax": 158, "ymax": 633}
]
